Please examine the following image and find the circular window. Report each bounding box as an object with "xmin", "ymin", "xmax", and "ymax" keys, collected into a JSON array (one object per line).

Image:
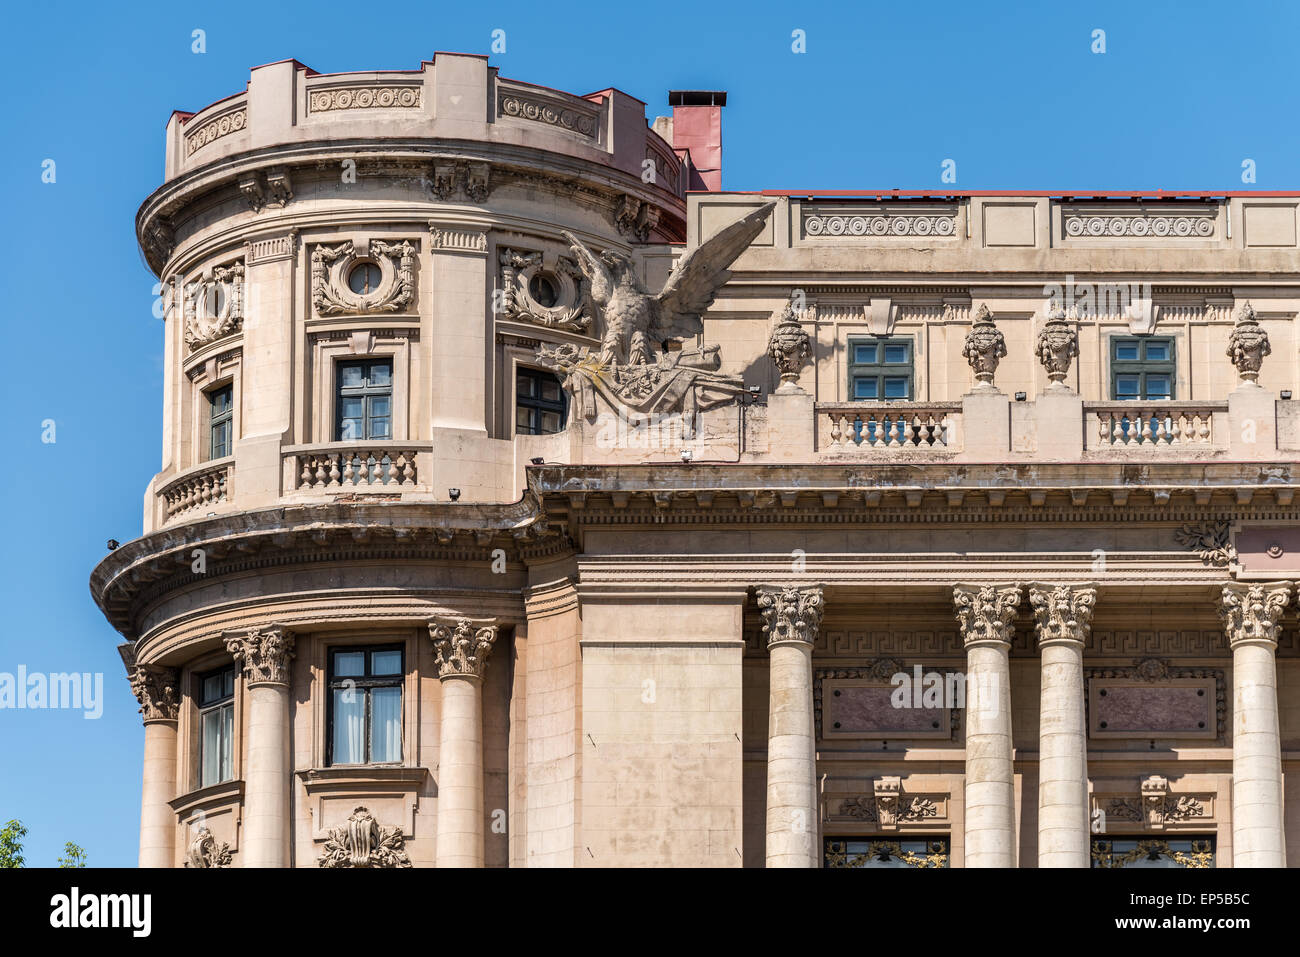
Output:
[
  {"xmin": 528, "ymin": 273, "xmax": 559, "ymax": 308},
  {"xmin": 348, "ymin": 262, "xmax": 382, "ymax": 295},
  {"xmin": 202, "ymin": 283, "xmax": 227, "ymax": 318}
]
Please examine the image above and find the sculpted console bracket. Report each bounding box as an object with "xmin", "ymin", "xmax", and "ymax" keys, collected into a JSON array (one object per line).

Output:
[{"xmin": 535, "ymin": 204, "xmax": 775, "ymax": 426}]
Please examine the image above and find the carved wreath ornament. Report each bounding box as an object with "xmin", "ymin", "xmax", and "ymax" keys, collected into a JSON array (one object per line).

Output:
[{"xmin": 312, "ymin": 240, "xmax": 416, "ymax": 316}]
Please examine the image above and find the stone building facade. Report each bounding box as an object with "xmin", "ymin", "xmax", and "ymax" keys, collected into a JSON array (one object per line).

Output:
[{"xmin": 93, "ymin": 54, "xmax": 1300, "ymax": 868}]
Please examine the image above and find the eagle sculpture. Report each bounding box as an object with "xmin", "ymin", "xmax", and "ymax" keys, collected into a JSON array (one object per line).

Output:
[{"xmin": 562, "ymin": 202, "xmax": 776, "ymax": 366}]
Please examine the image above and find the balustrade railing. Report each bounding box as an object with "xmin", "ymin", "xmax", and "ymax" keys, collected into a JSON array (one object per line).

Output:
[
  {"xmin": 1086, "ymin": 402, "xmax": 1226, "ymax": 449},
  {"xmin": 819, "ymin": 403, "xmax": 960, "ymax": 451},
  {"xmin": 289, "ymin": 444, "xmax": 421, "ymax": 489},
  {"xmin": 160, "ymin": 459, "xmax": 232, "ymax": 519}
]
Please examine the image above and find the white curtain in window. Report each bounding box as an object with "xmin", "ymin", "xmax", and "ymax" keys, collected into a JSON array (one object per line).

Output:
[
  {"xmin": 200, "ymin": 709, "xmax": 222, "ymax": 786},
  {"xmin": 371, "ymin": 687, "xmax": 402, "ymax": 763},
  {"xmin": 332, "ymin": 689, "xmax": 364, "ymax": 764}
]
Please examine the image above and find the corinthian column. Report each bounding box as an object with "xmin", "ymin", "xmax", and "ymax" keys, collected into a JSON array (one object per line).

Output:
[
  {"xmin": 954, "ymin": 584, "xmax": 1021, "ymax": 867},
  {"xmin": 1220, "ymin": 581, "xmax": 1292, "ymax": 867},
  {"xmin": 131, "ymin": 663, "xmax": 180, "ymax": 868},
  {"xmin": 225, "ymin": 626, "xmax": 294, "ymax": 868},
  {"xmin": 1029, "ymin": 583, "xmax": 1096, "ymax": 868},
  {"xmin": 756, "ymin": 584, "xmax": 824, "ymax": 868},
  {"xmin": 429, "ymin": 617, "xmax": 499, "ymax": 868}
]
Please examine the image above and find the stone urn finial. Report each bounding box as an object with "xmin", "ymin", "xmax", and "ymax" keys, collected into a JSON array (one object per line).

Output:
[
  {"xmin": 768, "ymin": 300, "xmax": 812, "ymax": 393},
  {"xmin": 962, "ymin": 303, "xmax": 1006, "ymax": 393},
  {"xmin": 1226, "ymin": 301, "xmax": 1270, "ymax": 386},
  {"xmin": 1036, "ymin": 303, "xmax": 1079, "ymax": 392}
]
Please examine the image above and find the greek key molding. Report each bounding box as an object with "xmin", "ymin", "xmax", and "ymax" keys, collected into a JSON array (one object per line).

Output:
[
  {"xmin": 224, "ymin": 625, "xmax": 295, "ymax": 686},
  {"xmin": 428, "ymin": 616, "xmax": 499, "ymax": 679},
  {"xmin": 186, "ymin": 107, "xmax": 246, "ymax": 156},
  {"xmin": 308, "ymin": 85, "xmax": 421, "ymax": 113}
]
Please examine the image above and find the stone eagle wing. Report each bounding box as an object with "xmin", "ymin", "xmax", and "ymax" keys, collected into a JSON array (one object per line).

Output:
[
  {"xmin": 651, "ymin": 203, "xmax": 775, "ymax": 342},
  {"xmin": 561, "ymin": 230, "xmax": 613, "ymax": 307}
]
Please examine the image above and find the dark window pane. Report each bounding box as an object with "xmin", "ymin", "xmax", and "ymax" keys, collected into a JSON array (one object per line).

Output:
[
  {"xmin": 883, "ymin": 344, "xmax": 908, "ymax": 364},
  {"xmin": 369, "ymin": 363, "xmax": 392, "ymax": 386},
  {"xmin": 333, "ymin": 651, "xmax": 365, "ymax": 677},
  {"xmin": 884, "ymin": 377, "xmax": 909, "ymax": 399},
  {"xmin": 516, "ymin": 408, "xmax": 534, "ymax": 432},
  {"xmin": 1115, "ymin": 342, "xmax": 1140, "ymax": 361},
  {"xmin": 853, "ymin": 344, "xmax": 877, "ymax": 364},
  {"xmin": 340, "ymin": 364, "xmax": 364, "ymax": 388},
  {"xmin": 853, "ymin": 378, "xmax": 878, "ymax": 399},
  {"xmin": 1146, "ymin": 375, "xmax": 1171, "ymax": 398},
  {"xmin": 369, "ymin": 395, "xmax": 391, "ymax": 418},
  {"xmin": 201, "ymin": 673, "xmax": 223, "ymax": 704},
  {"xmin": 1144, "ymin": 341, "xmax": 1170, "ymax": 361},
  {"xmin": 369, "ymin": 418, "xmax": 391, "ymax": 440},
  {"xmin": 517, "ymin": 374, "xmax": 535, "ymax": 398},
  {"xmin": 371, "ymin": 650, "xmax": 403, "ymax": 675},
  {"xmin": 540, "ymin": 411, "xmax": 562, "ymax": 433},
  {"xmin": 540, "ymin": 379, "xmax": 562, "ymax": 402},
  {"xmin": 1115, "ymin": 375, "xmax": 1140, "ymax": 397}
]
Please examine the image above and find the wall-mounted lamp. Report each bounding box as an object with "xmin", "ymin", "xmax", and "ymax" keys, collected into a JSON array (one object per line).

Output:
[
  {"xmin": 1282, "ymin": 390, "xmax": 1293, "ymax": 400},
  {"xmin": 680, "ymin": 449, "xmax": 693, "ymax": 463},
  {"xmin": 1014, "ymin": 392, "xmax": 1028, "ymax": 402},
  {"xmin": 448, "ymin": 488, "xmax": 461, "ymax": 501},
  {"xmin": 530, "ymin": 457, "xmax": 545, "ymax": 465}
]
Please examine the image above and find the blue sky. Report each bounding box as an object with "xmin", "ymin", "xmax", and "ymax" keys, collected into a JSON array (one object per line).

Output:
[{"xmin": 1, "ymin": 0, "xmax": 1297, "ymax": 867}]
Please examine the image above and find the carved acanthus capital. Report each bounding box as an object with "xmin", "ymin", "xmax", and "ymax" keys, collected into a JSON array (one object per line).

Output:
[
  {"xmin": 1226, "ymin": 301, "xmax": 1271, "ymax": 384},
  {"xmin": 768, "ymin": 301, "xmax": 812, "ymax": 389},
  {"xmin": 953, "ymin": 583, "xmax": 1022, "ymax": 647},
  {"xmin": 428, "ymin": 617, "xmax": 499, "ymax": 679},
  {"xmin": 317, "ymin": 806, "xmax": 411, "ymax": 868},
  {"xmin": 756, "ymin": 583, "xmax": 825, "ymax": 649},
  {"xmin": 1220, "ymin": 581, "xmax": 1292, "ymax": 647},
  {"xmin": 130, "ymin": 664, "xmax": 179, "ymax": 723},
  {"xmin": 225, "ymin": 626, "xmax": 295, "ymax": 686},
  {"xmin": 1028, "ymin": 583, "xmax": 1097, "ymax": 647},
  {"xmin": 962, "ymin": 304, "xmax": 1007, "ymax": 392},
  {"xmin": 185, "ymin": 826, "xmax": 232, "ymax": 868},
  {"xmin": 1036, "ymin": 304, "xmax": 1078, "ymax": 390}
]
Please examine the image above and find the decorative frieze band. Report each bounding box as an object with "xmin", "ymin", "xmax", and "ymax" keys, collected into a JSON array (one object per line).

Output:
[
  {"xmin": 756, "ymin": 583, "xmax": 825, "ymax": 648},
  {"xmin": 428, "ymin": 617, "xmax": 499, "ymax": 679},
  {"xmin": 833, "ymin": 777, "xmax": 943, "ymax": 830},
  {"xmin": 246, "ymin": 232, "xmax": 298, "ymax": 264},
  {"xmin": 804, "ymin": 212, "xmax": 958, "ymax": 238},
  {"xmin": 429, "ymin": 224, "xmax": 488, "ymax": 253},
  {"xmin": 308, "ymin": 85, "xmax": 421, "ymax": 113},
  {"xmin": 1064, "ymin": 212, "xmax": 1216, "ymax": 239},
  {"xmin": 1095, "ymin": 775, "xmax": 1210, "ymax": 831},
  {"xmin": 186, "ymin": 107, "xmax": 246, "ymax": 156},
  {"xmin": 498, "ymin": 92, "xmax": 598, "ymax": 138},
  {"xmin": 225, "ymin": 626, "xmax": 295, "ymax": 686}
]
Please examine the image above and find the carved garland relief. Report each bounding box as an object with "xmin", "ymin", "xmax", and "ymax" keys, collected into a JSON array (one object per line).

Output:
[{"xmin": 498, "ymin": 247, "xmax": 593, "ymax": 332}]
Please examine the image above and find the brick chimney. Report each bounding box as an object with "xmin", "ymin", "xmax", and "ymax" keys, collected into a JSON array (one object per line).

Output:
[{"xmin": 667, "ymin": 90, "xmax": 726, "ymax": 191}]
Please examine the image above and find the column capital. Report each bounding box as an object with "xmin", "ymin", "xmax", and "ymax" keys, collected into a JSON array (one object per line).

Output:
[
  {"xmin": 1028, "ymin": 582, "xmax": 1097, "ymax": 648},
  {"xmin": 130, "ymin": 664, "xmax": 179, "ymax": 724},
  {"xmin": 953, "ymin": 583, "xmax": 1022, "ymax": 647},
  {"xmin": 755, "ymin": 583, "xmax": 825, "ymax": 649},
  {"xmin": 428, "ymin": 616, "xmax": 499, "ymax": 679},
  {"xmin": 1220, "ymin": 581, "xmax": 1292, "ymax": 648},
  {"xmin": 224, "ymin": 625, "xmax": 295, "ymax": 686}
]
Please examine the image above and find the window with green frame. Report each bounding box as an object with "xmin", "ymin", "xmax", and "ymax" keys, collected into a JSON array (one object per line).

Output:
[
  {"xmin": 848, "ymin": 337, "xmax": 913, "ymax": 401},
  {"xmin": 208, "ymin": 384, "xmax": 233, "ymax": 460},
  {"xmin": 336, "ymin": 359, "xmax": 392, "ymax": 441},
  {"xmin": 1110, "ymin": 336, "xmax": 1175, "ymax": 400}
]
